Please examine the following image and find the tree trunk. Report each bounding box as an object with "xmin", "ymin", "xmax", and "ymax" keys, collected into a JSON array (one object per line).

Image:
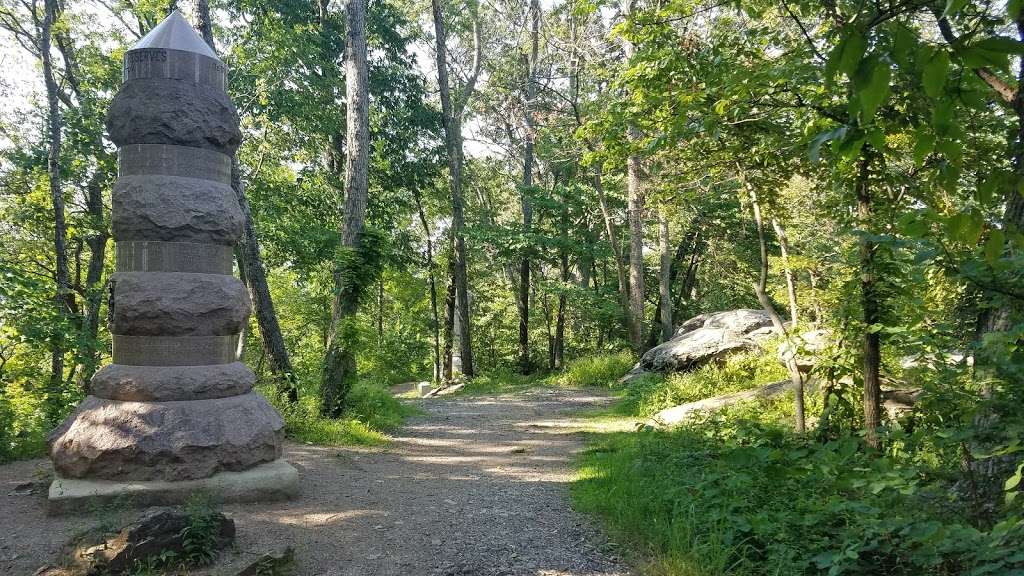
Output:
[
  {"xmin": 771, "ymin": 218, "xmax": 799, "ymax": 325},
  {"xmin": 658, "ymin": 210, "xmax": 672, "ymax": 343},
  {"xmin": 321, "ymin": 0, "xmax": 370, "ymax": 417},
  {"xmin": 594, "ymin": 169, "xmax": 630, "ymax": 329},
  {"xmin": 414, "ymin": 190, "xmax": 441, "ymax": 382},
  {"xmin": 72, "ymin": 171, "xmax": 108, "ymax": 391},
  {"xmin": 741, "ymin": 167, "xmax": 805, "ymax": 434},
  {"xmin": 442, "ymin": 263, "xmax": 456, "ymax": 382},
  {"xmin": 41, "ymin": 0, "xmax": 71, "ymax": 422},
  {"xmin": 856, "ymin": 154, "xmax": 882, "ymax": 448},
  {"xmin": 555, "ymin": 179, "xmax": 568, "ymax": 369},
  {"xmin": 621, "ymin": 11, "xmax": 646, "ymax": 354},
  {"xmin": 517, "ymin": 0, "xmax": 540, "ymax": 375},
  {"xmin": 195, "ymin": 0, "xmax": 298, "ymax": 402},
  {"xmin": 432, "ymin": 0, "xmax": 479, "ymax": 378}
]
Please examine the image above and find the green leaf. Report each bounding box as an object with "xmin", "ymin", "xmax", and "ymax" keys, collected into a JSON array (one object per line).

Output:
[
  {"xmin": 860, "ymin": 61, "xmax": 892, "ymax": 120},
  {"xmin": 1005, "ymin": 462, "xmax": 1023, "ymax": 491},
  {"xmin": 913, "ymin": 131, "xmax": 935, "ymax": 166},
  {"xmin": 1011, "ymin": 0, "xmax": 1023, "ymax": 19},
  {"xmin": 985, "ymin": 229, "xmax": 1006, "ymax": 264},
  {"xmin": 959, "ymin": 45, "xmax": 1010, "ymax": 69},
  {"xmin": 839, "ymin": 32, "xmax": 868, "ymax": 77},
  {"xmin": 946, "ymin": 210, "xmax": 984, "ymax": 244},
  {"xmin": 922, "ymin": 51, "xmax": 950, "ymax": 98},
  {"xmin": 973, "ymin": 36, "xmax": 1024, "ymax": 54}
]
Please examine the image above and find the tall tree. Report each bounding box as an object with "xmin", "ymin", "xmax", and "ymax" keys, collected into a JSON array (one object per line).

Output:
[
  {"xmin": 40, "ymin": 0, "xmax": 70, "ymax": 420},
  {"xmin": 194, "ymin": 0, "xmax": 298, "ymax": 403},
  {"xmin": 517, "ymin": 0, "xmax": 540, "ymax": 374},
  {"xmin": 431, "ymin": 0, "xmax": 481, "ymax": 378},
  {"xmin": 620, "ymin": 0, "xmax": 645, "ymax": 354},
  {"xmin": 658, "ymin": 210, "xmax": 672, "ymax": 342},
  {"xmin": 321, "ymin": 0, "xmax": 371, "ymax": 416}
]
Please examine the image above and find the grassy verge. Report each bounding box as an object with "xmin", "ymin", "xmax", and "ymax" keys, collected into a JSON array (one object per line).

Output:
[
  {"xmin": 456, "ymin": 351, "xmax": 636, "ymax": 396},
  {"xmin": 262, "ymin": 380, "xmax": 419, "ymax": 447},
  {"xmin": 572, "ymin": 351, "xmax": 1024, "ymax": 575}
]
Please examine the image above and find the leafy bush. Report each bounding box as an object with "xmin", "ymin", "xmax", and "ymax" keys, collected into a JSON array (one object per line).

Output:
[
  {"xmin": 620, "ymin": 350, "xmax": 788, "ymax": 417},
  {"xmin": 0, "ymin": 380, "xmax": 50, "ymax": 463},
  {"xmin": 552, "ymin": 351, "xmax": 635, "ymax": 388},
  {"xmin": 575, "ymin": 384, "xmax": 1024, "ymax": 576},
  {"xmin": 344, "ymin": 381, "xmax": 418, "ymax": 431}
]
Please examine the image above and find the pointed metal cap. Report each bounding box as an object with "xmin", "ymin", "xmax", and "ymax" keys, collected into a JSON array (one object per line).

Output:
[{"xmin": 130, "ymin": 10, "xmax": 218, "ymax": 60}]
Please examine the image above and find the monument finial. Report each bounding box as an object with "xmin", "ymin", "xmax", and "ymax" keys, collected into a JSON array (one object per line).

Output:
[{"xmin": 131, "ymin": 9, "xmax": 218, "ymax": 60}]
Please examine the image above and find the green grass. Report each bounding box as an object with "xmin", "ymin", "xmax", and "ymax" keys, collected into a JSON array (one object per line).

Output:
[
  {"xmin": 456, "ymin": 351, "xmax": 637, "ymax": 396},
  {"xmin": 572, "ymin": 351, "xmax": 1024, "ymax": 575},
  {"xmin": 550, "ymin": 351, "xmax": 636, "ymax": 388},
  {"xmin": 262, "ymin": 380, "xmax": 418, "ymax": 447}
]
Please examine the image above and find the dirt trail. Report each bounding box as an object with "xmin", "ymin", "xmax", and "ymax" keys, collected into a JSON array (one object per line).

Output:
[{"xmin": 1, "ymin": 388, "xmax": 629, "ymax": 576}]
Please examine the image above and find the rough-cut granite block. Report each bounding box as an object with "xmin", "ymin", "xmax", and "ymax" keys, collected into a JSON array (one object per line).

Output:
[
  {"xmin": 110, "ymin": 271, "xmax": 250, "ymax": 336},
  {"xmin": 49, "ymin": 392, "xmax": 285, "ymax": 481},
  {"xmin": 90, "ymin": 362, "xmax": 255, "ymax": 401},
  {"xmin": 113, "ymin": 175, "xmax": 243, "ymax": 245}
]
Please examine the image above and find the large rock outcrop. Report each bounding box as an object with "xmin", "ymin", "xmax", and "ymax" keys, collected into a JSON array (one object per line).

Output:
[{"xmin": 627, "ymin": 310, "xmax": 775, "ymax": 380}]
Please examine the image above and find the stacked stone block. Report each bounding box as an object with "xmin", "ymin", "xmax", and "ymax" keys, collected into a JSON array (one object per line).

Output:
[{"xmin": 48, "ymin": 12, "xmax": 295, "ymax": 504}]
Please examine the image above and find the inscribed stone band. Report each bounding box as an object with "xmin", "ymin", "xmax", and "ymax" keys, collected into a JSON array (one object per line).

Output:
[
  {"xmin": 118, "ymin": 144, "xmax": 232, "ymax": 184},
  {"xmin": 116, "ymin": 241, "xmax": 233, "ymax": 275},
  {"xmin": 112, "ymin": 334, "xmax": 240, "ymax": 366},
  {"xmin": 122, "ymin": 48, "xmax": 227, "ymax": 92}
]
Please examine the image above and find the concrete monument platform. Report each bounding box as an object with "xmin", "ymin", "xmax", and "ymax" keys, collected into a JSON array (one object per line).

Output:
[
  {"xmin": 47, "ymin": 460, "xmax": 298, "ymax": 515},
  {"xmin": 47, "ymin": 10, "xmax": 297, "ymax": 513}
]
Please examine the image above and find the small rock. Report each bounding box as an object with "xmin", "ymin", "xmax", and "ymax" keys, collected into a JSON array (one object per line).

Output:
[
  {"xmin": 509, "ymin": 446, "xmax": 527, "ymax": 454},
  {"xmin": 9, "ymin": 481, "xmax": 35, "ymax": 496},
  {"xmin": 61, "ymin": 507, "xmax": 235, "ymax": 575},
  {"xmin": 236, "ymin": 546, "xmax": 294, "ymax": 576}
]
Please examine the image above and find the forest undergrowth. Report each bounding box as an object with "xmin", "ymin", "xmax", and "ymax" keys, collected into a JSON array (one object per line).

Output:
[{"xmin": 571, "ymin": 350, "xmax": 1024, "ymax": 576}]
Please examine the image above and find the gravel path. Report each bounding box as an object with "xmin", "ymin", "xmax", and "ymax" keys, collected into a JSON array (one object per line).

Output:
[{"xmin": 1, "ymin": 388, "xmax": 630, "ymax": 576}]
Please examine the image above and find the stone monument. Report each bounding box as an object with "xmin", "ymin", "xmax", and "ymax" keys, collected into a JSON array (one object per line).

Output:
[{"xmin": 47, "ymin": 11, "xmax": 297, "ymax": 512}]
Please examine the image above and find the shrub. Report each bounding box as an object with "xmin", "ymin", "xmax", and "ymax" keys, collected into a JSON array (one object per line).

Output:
[
  {"xmin": 552, "ymin": 351, "xmax": 636, "ymax": 388},
  {"xmin": 622, "ymin": 349, "xmax": 788, "ymax": 417}
]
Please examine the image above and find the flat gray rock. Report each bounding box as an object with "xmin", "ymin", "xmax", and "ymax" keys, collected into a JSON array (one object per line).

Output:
[
  {"xmin": 638, "ymin": 309, "xmax": 775, "ymax": 374},
  {"xmin": 110, "ymin": 271, "xmax": 250, "ymax": 336},
  {"xmin": 113, "ymin": 175, "xmax": 243, "ymax": 244},
  {"xmin": 49, "ymin": 393, "xmax": 284, "ymax": 481},
  {"xmin": 90, "ymin": 362, "xmax": 255, "ymax": 401}
]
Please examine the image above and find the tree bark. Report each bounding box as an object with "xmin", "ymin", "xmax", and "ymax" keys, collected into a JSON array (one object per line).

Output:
[
  {"xmin": 658, "ymin": 210, "xmax": 672, "ymax": 343},
  {"xmin": 555, "ymin": 177, "xmax": 568, "ymax": 369},
  {"xmin": 856, "ymin": 154, "xmax": 882, "ymax": 449},
  {"xmin": 432, "ymin": 0, "xmax": 480, "ymax": 378},
  {"xmin": 621, "ymin": 3, "xmax": 646, "ymax": 354},
  {"xmin": 414, "ymin": 190, "xmax": 441, "ymax": 382},
  {"xmin": 41, "ymin": 0, "xmax": 71, "ymax": 421},
  {"xmin": 442, "ymin": 260, "xmax": 456, "ymax": 382},
  {"xmin": 771, "ymin": 218, "xmax": 799, "ymax": 326},
  {"xmin": 517, "ymin": 0, "xmax": 541, "ymax": 375},
  {"xmin": 594, "ymin": 169, "xmax": 631, "ymax": 330},
  {"xmin": 741, "ymin": 166, "xmax": 805, "ymax": 433},
  {"xmin": 195, "ymin": 0, "xmax": 298, "ymax": 402},
  {"xmin": 321, "ymin": 0, "xmax": 370, "ymax": 416}
]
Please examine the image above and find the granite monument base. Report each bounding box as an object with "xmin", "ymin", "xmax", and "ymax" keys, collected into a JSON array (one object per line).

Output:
[{"xmin": 47, "ymin": 459, "xmax": 299, "ymax": 515}]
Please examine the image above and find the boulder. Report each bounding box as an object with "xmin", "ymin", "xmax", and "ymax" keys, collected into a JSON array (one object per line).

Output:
[
  {"xmin": 59, "ymin": 508, "xmax": 234, "ymax": 575},
  {"xmin": 49, "ymin": 392, "xmax": 284, "ymax": 481},
  {"xmin": 90, "ymin": 362, "xmax": 255, "ymax": 401},
  {"xmin": 110, "ymin": 272, "xmax": 250, "ymax": 336},
  {"xmin": 106, "ymin": 78, "xmax": 241, "ymax": 153},
  {"xmin": 113, "ymin": 175, "xmax": 243, "ymax": 244},
  {"xmin": 637, "ymin": 309, "xmax": 775, "ymax": 374},
  {"xmin": 649, "ymin": 379, "xmax": 793, "ymax": 427}
]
